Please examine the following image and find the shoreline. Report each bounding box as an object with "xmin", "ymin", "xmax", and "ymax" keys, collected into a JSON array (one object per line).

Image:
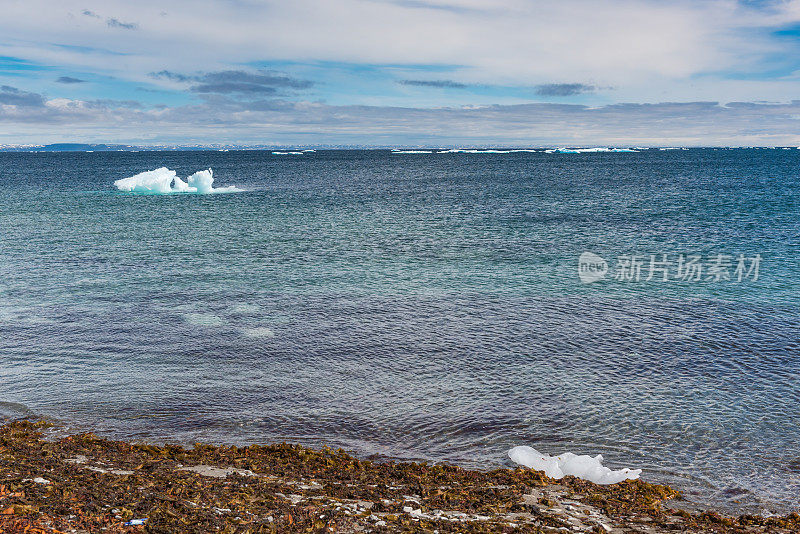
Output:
[{"xmin": 1, "ymin": 421, "xmax": 798, "ymax": 533}]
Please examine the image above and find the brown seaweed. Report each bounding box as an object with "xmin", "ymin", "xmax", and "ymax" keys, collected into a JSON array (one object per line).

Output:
[{"xmin": 0, "ymin": 421, "xmax": 798, "ymax": 533}]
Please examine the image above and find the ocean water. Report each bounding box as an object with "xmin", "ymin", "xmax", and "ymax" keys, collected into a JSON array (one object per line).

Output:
[{"xmin": 0, "ymin": 149, "xmax": 798, "ymax": 514}]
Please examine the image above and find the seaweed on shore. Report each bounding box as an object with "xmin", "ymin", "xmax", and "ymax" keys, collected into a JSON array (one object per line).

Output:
[{"xmin": 0, "ymin": 420, "xmax": 798, "ymax": 533}]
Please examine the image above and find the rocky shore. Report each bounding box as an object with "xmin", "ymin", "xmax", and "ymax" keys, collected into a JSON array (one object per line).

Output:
[{"xmin": 0, "ymin": 421, "xmax": 798, "ymax": 533}]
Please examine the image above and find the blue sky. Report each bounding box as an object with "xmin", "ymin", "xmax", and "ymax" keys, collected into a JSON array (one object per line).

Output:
[{"xmin": 1, "ymin": 0, "xmax": 800, "ymax": 145}]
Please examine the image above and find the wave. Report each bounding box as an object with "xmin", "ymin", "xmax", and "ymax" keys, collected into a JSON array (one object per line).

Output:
[
  {"xmin": 391, "ymin": 150, "xmax": 433, "ymax": 154},
  {"xmin": 113, "ymin": 168, "xmax": 241, "ymax": 194},
  {"xmin": 0, "ymin": 401, "xmax": 35, "ymax": 421},
  {"xmin": 273, "ymin": 151, "xmax": 304, "ymax": 155},
  {"xmin": 182, "ymin": 312, "xmax": 225, "ymax": 327},
  {"xmin": 242, "ymin": 326, "xmax": 275, "ymax": 338},
  {"xmin": 508, "ymin": 446, "xmax": 641, "ymax": 484}
]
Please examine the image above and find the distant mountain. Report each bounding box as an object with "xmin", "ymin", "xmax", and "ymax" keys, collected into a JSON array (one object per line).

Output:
[
  {"xmin": 0, "ymin": 143, "xmax": 135, "ymax": 152},
  {"xmin": 0, "ymin": 143, "xmax": 357, "ymax": 152}
]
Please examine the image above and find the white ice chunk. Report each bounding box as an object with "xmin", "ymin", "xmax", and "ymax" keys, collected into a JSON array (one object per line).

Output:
[
  {"xmin": 508, "ymin": 446, "xmax": 641, "ymax": 485},
  {"xmin": 545, "ymin": 147, "xmax": 638, "ymax": 154},
  {"xmin": 114, "ymin": 167, "xmax": 178, "ymax": 193},
  {"xmin": 114, "ymin": 167, "xmax": 240, "ymax": 194},
  {"xmin": 22, "ymin": 477, "xmax": 51, "ymax": 484},
  {"xmin": 186, "ymin": 169, "xmax": 214, "ymax": 194},
  {"xmin": 172, "ymin": 175, "xmax": 197, "ymax": 193}
]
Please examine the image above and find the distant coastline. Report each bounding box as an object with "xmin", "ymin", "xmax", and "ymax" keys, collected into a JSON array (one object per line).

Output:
[{"xmin": 1, "ymin": 144, "xmax": 799, "ymax": 152}]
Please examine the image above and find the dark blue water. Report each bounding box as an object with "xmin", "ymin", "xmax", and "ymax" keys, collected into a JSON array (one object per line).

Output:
[{"xmin": 0, "ymin": 149, "xmax": 798, "ymax": 514}]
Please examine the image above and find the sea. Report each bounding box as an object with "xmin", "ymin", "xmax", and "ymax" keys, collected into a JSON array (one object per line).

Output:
[{"xmin": 0, "ymin": 148, "xmax": 798, "ymax": 515}]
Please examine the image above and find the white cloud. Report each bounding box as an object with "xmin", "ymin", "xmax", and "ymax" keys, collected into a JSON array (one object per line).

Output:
[
  {"xmin": 1, "ymin": 91, "xmax": 799, "ymax": 146},
  {"xmin": 1, "ymin": 0, "xmax": 799, "ymax": 98},
  {"xmin": 2, "ymin": 0, "xmax": 800, "ymax": 143}
]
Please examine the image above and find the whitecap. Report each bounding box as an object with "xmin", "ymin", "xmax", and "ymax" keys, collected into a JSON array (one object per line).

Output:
[
  {"xmin": 228, "ymin": 304, "xmax": 261, "ymax": 314},
  {"xmin": 0, "ymin": 401, "xmax": 35, "ymax": 421},
  {"xmin": 242, "ymin": 327, "xmax": 275, "ymax": 338},
  {"xmin": 182, "ymin": 313, "xmax": 225, "ymax": 327}
]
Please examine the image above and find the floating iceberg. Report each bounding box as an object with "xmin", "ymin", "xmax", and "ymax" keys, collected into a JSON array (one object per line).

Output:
[
  {"xmin": 575, "ymin": 147, "xmax": 610, "ymax": 153},
  {"xmin": 436, "ymin": 148, "xmax": 534, "ymax": 154},
  {"xmin": 113, "ymin": 167, "xmax": 241, "ymax": 194},
  {"xmin": 508, "ymin": 446, "xmax": 641, "ymax": 485},
  {"xmin": 545, "ymin": 147, "xmax": 638, "ymax": 154}
]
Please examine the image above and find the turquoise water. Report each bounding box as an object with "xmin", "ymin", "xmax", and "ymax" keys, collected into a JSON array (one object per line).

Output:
[{"xmin": 0, "ymin": 149, "xmax": 798, "ymax": 514}]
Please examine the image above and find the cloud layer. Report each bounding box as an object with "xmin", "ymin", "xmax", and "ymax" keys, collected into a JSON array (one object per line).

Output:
[
  {"xmin": 1, "ymin": 83, "xmax": 799, "ymax": 146},
  {"xmin": 399, "ymin": 80, "xmax": 469, "ymax": 89},
  {"xmin": 535, "ymin": 83, "xmax": 596, "ymax": 97},
  {"xmin": 0, "ymin": 86, "xmax": 46, "ymax": 107},
  {"xmin": 151, "ymin": 70, "xmax": 314, "ymax": 97},
  {"xmin": 3, "ymin": 0, "xmax": 800, "ymax": 94},
  {"xmin": 1, "ymin": 0, "xmax": 800, "ymax": 144},
  {"xmin": 55, "ymin": 76, "xmax": 86, "ymax": 84}
]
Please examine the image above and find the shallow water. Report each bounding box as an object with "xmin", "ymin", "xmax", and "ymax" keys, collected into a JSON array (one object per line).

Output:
[{"xmin": 0, "ymin": 149, "xmax": 798, "ymax": 514}]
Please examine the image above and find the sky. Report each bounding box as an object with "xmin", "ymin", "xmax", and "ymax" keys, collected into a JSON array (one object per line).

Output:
[{"xmin": 1, "ymin": 0, "xmax": 800, "ymax": 146}]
